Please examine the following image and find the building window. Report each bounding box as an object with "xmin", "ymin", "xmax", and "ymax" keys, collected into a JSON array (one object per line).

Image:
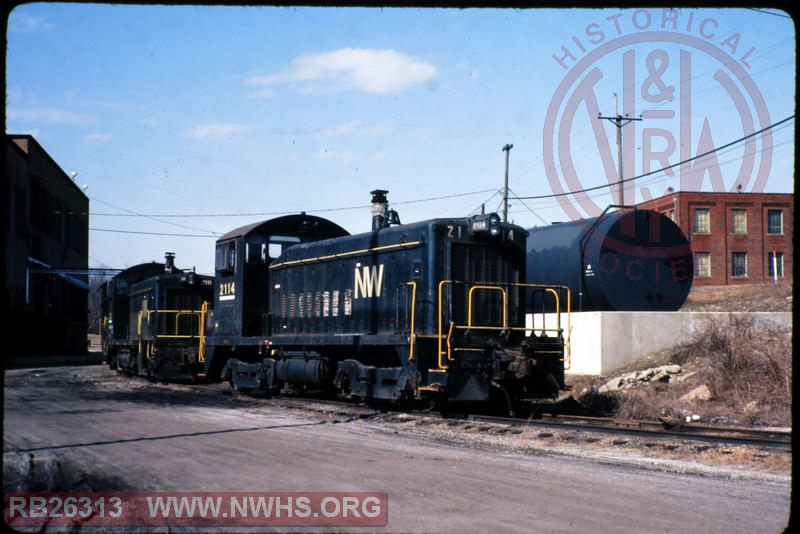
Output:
[
  {"xmin": 731, "ymin": 252, "xmax": 748, "ymax": 278},
  {"xmin": 668, "ymin": 209, "xmax": 675, "ymax": 221},
  {"xmin": 768, "ymin": 252, "xmax": 784, "ymax": 278},
  {"xmin": 693, "ymin": 208, "xmax": 710, "ymax": 234},
  {"xmin": 767, "ymin": 210, "xmax": 783, "ymax": 234},
  {"xmin": 694, "ymin": 252, "xmax": 711, "ymax": 278},
  {"xmin": 731, "ymin": 209, "xmax": 747, "ymax": 234}
]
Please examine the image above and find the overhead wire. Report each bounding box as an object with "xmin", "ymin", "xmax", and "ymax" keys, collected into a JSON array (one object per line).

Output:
[
  {"xmin": 515, "ymin": 114, "xmax": 794, "ymax": 200},
  {"xmin": 530, "ymin": 8, "xmax": 793, "ymax": 203},
  {"xmin": 89, "ymin": 113, "xmax": 792, "ymax": 237}
]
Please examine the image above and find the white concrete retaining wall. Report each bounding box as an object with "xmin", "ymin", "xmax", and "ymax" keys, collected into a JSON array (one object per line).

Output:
[{"xmin": 526, "ymin": 311, "xmax": 792, "ymax": 376}]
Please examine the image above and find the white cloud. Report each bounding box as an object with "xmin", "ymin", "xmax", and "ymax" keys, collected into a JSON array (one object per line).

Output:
[
  {"xmin": 6, "ymin": 106, "xmax": 90, "ymax": 124},
  {"xmin": 319, "ymin": 120, "xmax": 394, "ymax": 136},
  {"xmin": 185, "ymin": 123, "xmax": 249, "ymax": 141},
  {"xmin": 8, "ymin": 13, "xmax": 55, "ymax": 32},
  {"xmin": 83, "ymin": 133, "xmax": 111, "ymax": 145},
  {"xmin": 244, "ymin": 48, "xmax": 437, "ymax": 94}
]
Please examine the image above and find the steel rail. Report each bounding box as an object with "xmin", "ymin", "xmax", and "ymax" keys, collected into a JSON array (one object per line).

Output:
[
  {"xmin": 463, "ymin": 412, "xmax": 791, "ymax": 450},
  {"xmin": 112, "ymin": 374, "xmax": 791, "ymax": 450}
]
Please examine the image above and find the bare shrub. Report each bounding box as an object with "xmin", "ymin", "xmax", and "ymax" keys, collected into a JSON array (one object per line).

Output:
[
  {"xmin": 575, "ymin": 390, "xmax": 619, "ymax": 417},
  {"xmin": 614, "ymin": 314, "xmax": 792, "ymax": 427},
  {"xmin": 698, "ymin": 316, "xmax": 791, "ymax": 413}
]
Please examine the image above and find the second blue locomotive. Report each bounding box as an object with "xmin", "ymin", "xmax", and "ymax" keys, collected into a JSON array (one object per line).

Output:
[
  {"xmin": 204, "ymin": 190, "xmax": 571, "ymax": 408},
  {"xmin": 100, "ymin": 253, "xmax": 214, "ymax": 381}
]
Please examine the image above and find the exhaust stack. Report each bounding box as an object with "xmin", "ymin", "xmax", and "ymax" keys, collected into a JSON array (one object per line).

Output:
[
  {"xmin": 370, "ymin": 189, "xmax": 400, "ymax": 231},
  {"xmin": 164, "ymin": 252, "xmax": 176, "ymax": 273}
]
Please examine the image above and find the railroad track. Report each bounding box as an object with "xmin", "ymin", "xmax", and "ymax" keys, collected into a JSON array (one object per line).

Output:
[
  {"xmin": 461, "ymin": 412, "xmax": 792, "ymax": 450},
  {"xmin": 248, "ymin": 391, "xmax": 792, "ymax": 451},
  {"xmin": 282, "ymin": 394, "xmax": 792, "ymax": 451},
  {"xmin": 120, "ymin": 373, "xmax": 793, "ymax": 451}
]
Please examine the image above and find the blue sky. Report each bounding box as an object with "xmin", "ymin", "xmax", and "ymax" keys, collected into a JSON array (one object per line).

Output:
[{"xmin": 6, "ymin": 4, "xmax": 795, "ymax": 274}]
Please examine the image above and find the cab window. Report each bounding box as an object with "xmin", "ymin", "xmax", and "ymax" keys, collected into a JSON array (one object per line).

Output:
[
  {"xmin": 268, "ymin": 235, "xmax": 301, "ymax": 259},
  {"xmin": 246, "ymin": 238, "xmax": 267, "ymax": 264},
  {"xmin": 215, "ymin": 241, "xmax": 236, "ymax": 274}
]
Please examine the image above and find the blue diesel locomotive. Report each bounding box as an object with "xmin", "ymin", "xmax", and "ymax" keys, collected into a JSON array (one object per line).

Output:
[
  {"xmin": 204, "ymin": 191, "xmax": 570, "ymax": 409},
  {"xmin": 100, "ymin": 253, "xmax": 214, "ymax": 381}
]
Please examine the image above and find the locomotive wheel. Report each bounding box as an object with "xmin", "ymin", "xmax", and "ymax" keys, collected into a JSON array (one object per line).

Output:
[
  {"xmin": 489, "ymin": 381, "xmax": 515, "ymax": 417},
  {"xmin": 395, "ymin": 382, "xmax": 417, "ymax": 411},
  {"xmin": 106, "ymin": 349, "xmax": 117, "ymax": 371},
  {"xmin": 233, "ymin": 385, "xmax": 254, "ymax": 395}
]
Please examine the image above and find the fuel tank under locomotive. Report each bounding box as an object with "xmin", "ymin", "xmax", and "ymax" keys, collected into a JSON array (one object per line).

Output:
[{"xmin": 526, "ymin": 209, "xmax": 693, "ymax": 312}]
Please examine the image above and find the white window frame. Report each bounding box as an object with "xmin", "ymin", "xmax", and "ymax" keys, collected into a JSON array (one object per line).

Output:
[
  {"xmin": 767, "ymin": 210, "xmax": 784, "ymax": 235},
  {"xmin": 694, "ymin": 252, "xmax": 712, "ymax": 278},
  {"xmin": 694, "ymin": 208, "xmax": 711, "ymax": 234},
  {"xmin": 731, "ymin": 252, "xmax": 748, "ymax": 278},
  {"xmin": 731, "ymin": 209, "xmax": 747, "ymax": 235}
]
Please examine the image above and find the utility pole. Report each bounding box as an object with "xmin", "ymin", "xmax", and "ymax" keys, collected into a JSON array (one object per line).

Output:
[
  {"xmin": 598, "ymin": 93, "xmax": 642, "ymax": 206},
  {"xmin": 502, "ymin": 143, "xmax": 513, "ymax": 222}
]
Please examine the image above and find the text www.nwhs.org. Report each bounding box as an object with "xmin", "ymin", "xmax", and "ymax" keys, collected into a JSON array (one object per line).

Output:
[{"xmin": 5, "ymin": 492, "xmax": 388, "ymax": 526}]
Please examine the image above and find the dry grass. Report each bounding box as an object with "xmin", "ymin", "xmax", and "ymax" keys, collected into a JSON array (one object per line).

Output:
[
  {"xmin": 604, "ymin": 315, "xmax": 792, "ymax": 427},
  {"xmin": 680, "ymin": 280, "xmax": 792, "ymax": 312}
]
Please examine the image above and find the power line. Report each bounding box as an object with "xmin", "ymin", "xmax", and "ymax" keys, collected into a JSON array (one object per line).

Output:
[
  {"xmin": 76, "ymin": 112, "xmax": 795, "ymax": 241},
  {"xmin": 516, "ymin": 114, "xmax": 794, "ymax": 200},
  {"xmin": 86, "ymin": 114, "xmax": 792, "ymax": 239},
  {"xmin": 747, "ymin": 8, "xmax": 794, "ymax": 19},
  {"xmin": 507, "ymin": 187, "xmax": 549, "ymax": 225},
  {"xmin": 88, "ymin": 188, "xmax": 502, "ymax": 238},
  {"xmin": 90, "ymin": 188, "xmax": 498, "ymax": 218},
  {"xmin": 90, "ymin": 228, "xmax": 219, "ymax": 238},
  {"xmin": 89, "ymin": 196, "xmax": 218, "ymax": 235}
]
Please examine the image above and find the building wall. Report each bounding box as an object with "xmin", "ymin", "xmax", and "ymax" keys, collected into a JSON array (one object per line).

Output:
[
  {"xmin": 638, "ymin": 192, "xmax": 793, "ymax": 286},
  {"xmin": 530, "ymin": 311, "xmax": 792, "ymax": 375},
  {"xmin": 5, "ymin": 134, "xmax": 90, "ymax": 355}
]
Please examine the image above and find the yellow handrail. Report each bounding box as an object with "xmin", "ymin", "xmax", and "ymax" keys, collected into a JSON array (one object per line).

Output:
[
  {"xmin": 527, "ymin": 285, "xmax": 572, "ymax": 369},
  {"xmin": 198, "ymin": 301, "xmax": 208, "ymax": 363},
  {"xmin": 436, "ymin": 280, "xmax": 571, "ymax": 368},
  {"xmin": 467, "ymin": 285, "xmax": 506, "ymax": 327},
  {"xmin": 137, "ymin": 310, "xmax": 143, "ymax": 355},
  {"xmin": 144, "ymin": 309, "xmax": 204, "ymax": 339},
  {"xmin": 445, "ymin": 321, "xmax": 456, "ymax": 365},
  {"xmin": 405, "ymin": 282, "xmax": 417, "ymax": 361},
  {"xmin": 437, "ymin": 280, "xmax": 450, "ymax": 368}
]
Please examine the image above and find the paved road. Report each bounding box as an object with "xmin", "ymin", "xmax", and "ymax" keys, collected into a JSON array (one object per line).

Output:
[{"xmin": 3, "ymin": 366, "xmax": 791, "ymax": 533}]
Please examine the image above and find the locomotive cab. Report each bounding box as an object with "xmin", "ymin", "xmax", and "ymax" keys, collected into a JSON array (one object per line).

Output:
[{"xmin": 203, "ymin": 214, "xmax": 349, "ymax": 380}]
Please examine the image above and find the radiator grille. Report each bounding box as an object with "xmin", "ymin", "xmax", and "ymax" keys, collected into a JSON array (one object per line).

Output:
[{"xmin": 449, "ymin": 244, "xmax": 521, "ymax": 327}]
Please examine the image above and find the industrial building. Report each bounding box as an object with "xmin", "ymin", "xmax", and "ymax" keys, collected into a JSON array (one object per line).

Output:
[
  {"xmin": 4, "ymin": 134, "xmax": 90, "ymax": 356},
  {"xmin": 637, "ymin": 191, "xmax": 793, "ymax": 286}
]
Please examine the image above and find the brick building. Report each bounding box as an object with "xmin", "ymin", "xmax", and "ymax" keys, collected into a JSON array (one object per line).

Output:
[
  {"xmin": 4, "ymin": 134, "xmax": 90, "ymax": 355},
  {"xmin": 637, "ymin": 191, "xmax": 793, "ymax": 286}
]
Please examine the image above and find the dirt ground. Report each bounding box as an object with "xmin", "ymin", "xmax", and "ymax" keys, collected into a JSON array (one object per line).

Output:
[
  {"xmin": 678, "ymin": 280, "xmax": 792, "ymax": 312},
  {"xmin": 564, "ymin": 281, "xmax": 793, "ymax": 431},
  {"xmin": 6, "ymin": 365, "xmax": 790, "ymax": 533}
]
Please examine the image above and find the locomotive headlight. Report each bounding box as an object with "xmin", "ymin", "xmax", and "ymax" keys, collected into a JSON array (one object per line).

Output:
[{"xmin": 469, "ymin": 213, "xmax": 501, "ymax": 237}]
